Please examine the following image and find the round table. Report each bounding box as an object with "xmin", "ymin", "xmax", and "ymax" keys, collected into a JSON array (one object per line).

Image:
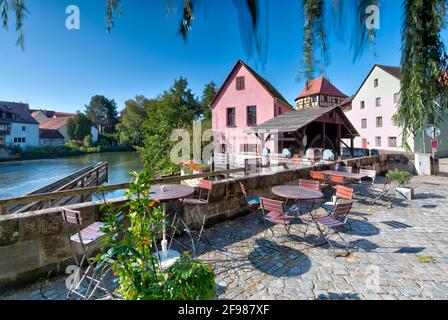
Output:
[
  {"xmin": 149, "ymin": 184, "xmax": 195, "ymax": 269},
  {"xmin": 272, "ymin": 186, "xmax": 323, "ymax": 200}
]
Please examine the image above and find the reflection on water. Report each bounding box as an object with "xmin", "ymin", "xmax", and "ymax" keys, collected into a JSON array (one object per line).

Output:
[{"xmin": 0, "ymin": 152, "xmax": 143, "ymax": 200}]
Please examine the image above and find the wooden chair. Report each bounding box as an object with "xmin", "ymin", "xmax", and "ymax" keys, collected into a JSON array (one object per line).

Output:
[
  {"xmin": 321, "ymin": 186, "xmax": 354, "ymax": 228},
  {"xmin": 312, "ymin": 202, "xmax": 353, "ymax": 257},
  {"xmin": 61, "ymin": 208, "xmax": 112, "ymax": 300},
  {"xmin": 330, "ymin": 175, "xmax": 346, "ymax": 187},
  {"xmin": 299, "ymin": 179, "xmax": 321, "ymax": 192},
  {"xmin": 310, "ymin": 171, "xmax": 330, "ymax": 190},
  {"xmin": 260, "ymin": 198, "xmax": 300, "ymax": 251},
  {"xmin": 239, "ymin": 182, "xmax": 261, "ymax": 207},
  {"xmin": 182, "ymin": 179, "xmax": 213, "ymax": 257},
  {"xmin": 359, "ymin": 169, "xmax": 377, "ymax": 185},
  {"xmin": 337, "ymin": 166, "xmax": 353, "ymax": 174}
]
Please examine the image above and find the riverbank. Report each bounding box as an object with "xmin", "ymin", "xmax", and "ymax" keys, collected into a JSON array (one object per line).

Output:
[
  {"xmin": 0, "ymin": 144, "xmax": 134, "ymax": 162},
  {"xmin": 0, "ymin": 151, "xmax": 143, "ymax": 199}
]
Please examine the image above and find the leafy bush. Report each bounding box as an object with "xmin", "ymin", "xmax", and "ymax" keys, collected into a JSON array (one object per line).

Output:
[
  {"xmin": 98, "ymin": 170, "xmax": 216, "ymax": 300},
  {"xmin": 386, "ymin": 169, "xmax": 412, "ymax": 186}
]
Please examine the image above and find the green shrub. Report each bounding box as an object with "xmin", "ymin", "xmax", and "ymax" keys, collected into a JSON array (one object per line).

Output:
[
  {"xmin": 97, "ymin": 170, "xmax": 216, "ymax": 300},
  {"xmin": 386, "ymin": 169, "xmax": 412, "ymax": 186}
]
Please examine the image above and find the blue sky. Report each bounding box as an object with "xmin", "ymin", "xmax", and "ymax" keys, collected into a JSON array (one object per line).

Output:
[{"xmin": 0, "ymin": 0, "xmax": 436, "ymax": 113}]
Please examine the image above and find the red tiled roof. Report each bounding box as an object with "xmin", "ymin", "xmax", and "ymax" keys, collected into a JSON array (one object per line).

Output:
[
  {"xmin": 39, "ymin": 128, "xmax": 65, "ymax": 139},
  {"xmin": 55, "ymin": 112, "xmax": 76, "ymax": 118},
  {"xmin": 39, "ymin": 116, "xmax": 73, "ymax": 130},
  {"xmin": 295, "ymin": 77, "xmax": 347, "ymax": 101}
]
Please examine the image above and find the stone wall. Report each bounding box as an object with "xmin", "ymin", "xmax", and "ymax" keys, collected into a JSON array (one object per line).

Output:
[{"xmin": 0, "ymin": 154, "xmax": 415, "ymax": 292}]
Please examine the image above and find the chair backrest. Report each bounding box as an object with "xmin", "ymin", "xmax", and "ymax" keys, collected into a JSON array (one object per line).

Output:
[
  {"xmin": 310, "ymin": 171, "xmax": 327, "ymax": 182},
  {"xmin": 333, "ymin": 202, "xmax": 353, "ymax": 219},
  {"xmin": 360, "ymin": 169, "xmax": 376, "ymax": 181},
  {"xmin": 331, "ymin": 175, "xmax": 345, "ymax": 185},
  {"xmin": 199, "ymin": 179, "xmax": 213, "ymax": 202},
  {"xmin": 261, "ymin": 198, "xmax": 284, "ymax": 216},
  {"xmin": 337, "ymin": 166, "xmax": 353, "ymax": 173},
  {"xmin": 239, "ymin": 182, "xmax": 248, "ymax": 198},
  {"xmin": 299, "ymin": 179, "xmax": 321, "ymax": 192},
  {"xmin": 335, "ymin": 186, "xmax": 354, "ymax": 201},
  {"xmin": 61, "ymin": 208, "xmax": 83, "ymax": 225}
]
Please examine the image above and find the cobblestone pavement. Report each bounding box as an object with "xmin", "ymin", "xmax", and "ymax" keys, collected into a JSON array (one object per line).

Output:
[{"xmin": 2, "ymin": 163, "xmax": 448, "ymax": 300}]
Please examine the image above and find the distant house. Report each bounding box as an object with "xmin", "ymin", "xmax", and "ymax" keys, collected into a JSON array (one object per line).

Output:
[
  {"xmin": 341, "ymin": 64, "xmax": 448, "ymax": 156},
  {"xmin": 0, "ymin": 101, "xmax": 40, "ymax": 147},
  {"xmin": 295, "ymin": 77, "xmax": 348, "ymax": 109},
  {"xmin": 31, "ymin": 110, "xmax": 99, "ymax": 144},
  {"xmin": 211, "ymin": 60, "xmax": 294, "ymax": 156}
]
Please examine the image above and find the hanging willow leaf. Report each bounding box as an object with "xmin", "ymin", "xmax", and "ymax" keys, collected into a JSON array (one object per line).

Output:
[
  {"xmin": 395, "ymin": 0, "xmax": 448, "ymax": 147},
  {"xmin": 12, "ymin": 0, "xmax": 26, "ymax": 49},
  {"xmin": 179, "ymin": 0, "xmax": 194, "ymax": 41},
  {"xmin": 106, "ymin": 0, "xmax": 121, "ymax": 33},
  {"xmin": 0, "ymin": 0, "xmax": 8, "ymax": 29}
]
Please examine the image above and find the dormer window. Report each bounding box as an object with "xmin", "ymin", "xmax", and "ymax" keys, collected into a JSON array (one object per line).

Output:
[{"xmin": 236, "ymin": 77, "xmax": 245, "ymax": 91}]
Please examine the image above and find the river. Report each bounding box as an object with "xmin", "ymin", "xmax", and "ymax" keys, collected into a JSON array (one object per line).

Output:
[{"xmin": 0, "ymin": 152, "xmax": 143, "ymax": 200}]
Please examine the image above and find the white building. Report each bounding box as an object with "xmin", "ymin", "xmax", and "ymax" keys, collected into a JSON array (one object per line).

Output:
[
  {"xmin": 342, "ymin": 64, "xmax": 448, "ymax": 157},
  {"xmin": 0, "ymin": 101, "xmax": 40, "ymax": 147},
  {"xmin": 31, "ymin": 110, "xmax": 99, "ymax": 144}
]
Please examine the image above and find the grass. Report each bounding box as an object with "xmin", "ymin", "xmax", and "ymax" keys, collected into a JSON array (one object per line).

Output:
[{"xmin": 416, "ymin": 255, "xmax": 438, "ymax": 264}]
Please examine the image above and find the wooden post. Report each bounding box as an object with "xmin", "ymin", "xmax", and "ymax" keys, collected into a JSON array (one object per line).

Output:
[
  {"xmin": 350, "ymin": 137, "xmax": 355, "ymax": 158},
  {"xmin": 337, "ymin": 124, "xmax": 342, "ymax": 157},
  {"xmin": 0, "ymin": 206, "xmax": 9, "ymax": 215},
  {"xmin": 322, "ymin": 122, "xmax": 326, "ymax": 149}
]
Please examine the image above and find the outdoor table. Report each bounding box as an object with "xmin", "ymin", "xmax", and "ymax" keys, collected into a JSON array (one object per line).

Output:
[
  {"xmin": 322, "ymin": 170, "xmax": 368, "ymax": 181},
  {"xmin": 149, "ymin": 184, "xmax": 195, "ymax": 269},
  {"xmin": 272, "ymin": 185, "xmax": 323, "ymax": 218}
]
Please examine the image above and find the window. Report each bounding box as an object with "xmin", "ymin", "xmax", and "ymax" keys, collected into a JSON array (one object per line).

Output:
[
  {"xmin": 361, "ymin": 119, "xmax": 367, "ymax": 129},
  {"xmin": 376, "ymin": 97, "xmax": 382, "ymax": 107},
  {"xmin": 247, "ymin": 106, "xmax": 257, "ymax": 126},
  {"xmin": 388, "ymin": 137, "xmax": 398, "ymax": 148},
  {"xmin": 220, "ymin": 144, "xmax": 226, "ymax": 153},
  {"xmin": 236, "ymin": 77, "xmax": 245, "ymax": 91},
  {"xmin": 375, "ymin": 136, "xmax": 382, "ymax": 147},
  {"xmin": 374, "ymin": 79, "xmax": 379, "ymax": 87},
  {"xmin": 376, "ymin": 116, "xmax": 383, "ymax": 128},
  {"xmin": 22, "ymin": 126, "xmax": 26, "ymax": 132},
  {"xmin": 394, "ymin": 93, "xmax": 400, "ymax": 104},
  {"xmin": 14, "ymin": 137, "xmax": 25, "ymax": 143},
  {"xmin": 226, "ymin": 108, "xmax": 236, "ymax": 127},
  {"xmin": 360, "ymin": 101, "xmax": 365, "ymax": 109},
  {"xmin": 277, "ymin": 107, "xmax": 282, "ymax": 116}
]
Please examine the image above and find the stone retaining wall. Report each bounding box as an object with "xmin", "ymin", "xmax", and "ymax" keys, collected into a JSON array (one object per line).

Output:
[{"xmin": 0, "ymin": 154, "xmax": 414, "ymax": 292}]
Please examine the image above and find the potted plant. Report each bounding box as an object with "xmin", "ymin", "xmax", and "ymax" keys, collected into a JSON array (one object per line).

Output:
[
  {"xmin": 386, "ymin": 169, "xmax": 414, "ymax": 200},
  {"xmin": 97, "ymin": 170, "xmax": 216, "ymax": 300}
]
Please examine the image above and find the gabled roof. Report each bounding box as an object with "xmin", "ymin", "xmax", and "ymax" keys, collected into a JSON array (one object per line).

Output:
[
  {"xmin": 376, "ymin": 65, "xmax": 401, "ymax": 80},
  {"xmin": 0, "ymin": 101, "xmax": 39, "ymax": 125},
  {"xmin": 296, "ymin": 77, "xmax": 348, "ymax": 101},
  {"xmin": 246, "ymin": 106, "xmax": 358, "ymax": 137},
  {"xmin": 210, "ymin": 60, "xmax": 294, "ymax": 109},
  {"xmin": 350, "ymin": 64, "xmax": 401, "ymax": 101},
  {"xmin": 40, "ymin": 116, "xmax": 73, "ymax": 130},
  {"xmin": 30, "ymin": 109, "xmax": 76, "ymax": 119},
  {"xmin": 39, "ymin": 128, "xmax": 65, "ymax": 139}
]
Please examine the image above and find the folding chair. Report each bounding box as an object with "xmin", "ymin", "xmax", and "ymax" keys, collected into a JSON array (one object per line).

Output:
[
  {"xmin": 322, "ymin": 186, "xmax": 354, "ymax": 213},
  {"xmin": 182, "ymin": 179, "xmax": 213, "ymax": 257},
  {"xmin": 310, "ymin": 171, "xmax": 330, "ymax": 190},
  {"xmin": 367, "ymin": 177, "xmax": 394, "ymax": 208},
  {"xmin": 312, "ymin": 202, "xmax": 353, "ymax": 257},
  {"xmin": 260, "ymin": 198, "xmax": 300, "ymax": 251},
  {"xmin": 359, "ymin": 169, "xmax": 377, "ymax": 185},
  {"xmin": 239, "ymin": 182, "xmax": 261, "ymax": 208},
  {"xmin": 61, "ymin": 208, "xmax": 112, "ymax": 300},
  {"xmin": 299, "ymin": 179, "xmax": 321, "ymax": 192},
  {"xmin": 330, "ymin": 175, "xmax": 346, "ymax": 187}
]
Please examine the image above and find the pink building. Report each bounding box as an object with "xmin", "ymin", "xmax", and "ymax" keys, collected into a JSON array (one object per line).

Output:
[{"xmin": 211, "ymin": 60, "xmax": 293, "ymax": 156}]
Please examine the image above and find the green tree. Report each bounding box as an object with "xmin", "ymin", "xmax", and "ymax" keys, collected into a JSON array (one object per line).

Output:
[
  {"xmin": 138, "ymin": 78, "xmax": 201, "ymax": 175},
  {"xmin": 85, "ymin": 95, "xmax": 118, "ymax": 134},
  {"xmin": 66, "ymin": 112, "xmax": 92, "ymax": 141},
  {"xmin": 116, "ymin": 96, "xmax": 151, "ymax": 147},
  {"xmin": 200, "ymin": 81, "xmax": 217, "ymax": 122}
]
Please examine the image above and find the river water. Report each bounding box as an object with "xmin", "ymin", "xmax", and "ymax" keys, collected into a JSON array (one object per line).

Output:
[{"xmin": 0, "ymin": 152, "xmax": 143, "ymax": 200}]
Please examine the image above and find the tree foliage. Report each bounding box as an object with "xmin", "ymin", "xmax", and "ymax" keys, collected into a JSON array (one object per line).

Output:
[
  {"xmin": 200, "ymin": 81, "xmax": 217, "ymax": 122},
  {"xmin": 394, "ymin": 0, "xmax": 448, "ymax": 148},
  {"xmin": 116, "ymin": 96, "xmax": 150, "ymax": 147},
  {"xmin": 66, "ymin": 112, "xmax": 92, "ymax": 141},
  {"xmin": 85, "ymin": 95, "xmax": 118, "ymax": 134}
]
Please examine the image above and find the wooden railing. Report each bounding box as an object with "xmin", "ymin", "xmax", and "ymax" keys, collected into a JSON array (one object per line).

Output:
[{"xmin": 0, "ymin": 167, "xmax": 245, "ymax": 215}]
